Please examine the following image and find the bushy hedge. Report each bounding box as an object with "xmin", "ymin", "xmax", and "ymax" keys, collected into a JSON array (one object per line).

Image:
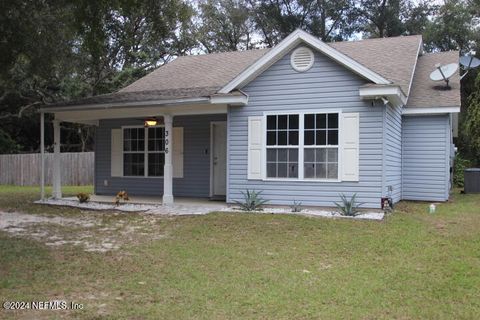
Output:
[{"xmin": 453, "ymin": 154, "xmax": 472, "ymax": 188}]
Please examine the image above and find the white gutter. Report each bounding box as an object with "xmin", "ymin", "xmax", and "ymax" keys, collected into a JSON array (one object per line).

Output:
[{"xmin": 402, "ymin": 106, "xmax": 460, "ymax": 115}]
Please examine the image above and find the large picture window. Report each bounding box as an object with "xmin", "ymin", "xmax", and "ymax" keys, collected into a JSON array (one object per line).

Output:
[
  {"xmin": 265, "ymin": 112, "xmax": 339, "ymax": 180},
  {"xmin": 123, "ymin": 126, "xmax": 165, "ymax": 177}
]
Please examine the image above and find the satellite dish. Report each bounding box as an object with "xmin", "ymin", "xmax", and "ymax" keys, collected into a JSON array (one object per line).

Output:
[
  {"xmin": 429, "ymin": 63, "xmax": 458, "ymax": 88},
  {"xmin": 459, "ymin": 55, "xmax": 480, "ymax": 80},
  {"xmin": 460, "ymin": 55, "xmax": 480, "ymax": 69}
]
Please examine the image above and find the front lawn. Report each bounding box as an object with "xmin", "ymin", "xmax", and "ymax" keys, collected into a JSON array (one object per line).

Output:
[{"xmin": 0, "ymin": 186, "xmax": 479, "ymax": 319}]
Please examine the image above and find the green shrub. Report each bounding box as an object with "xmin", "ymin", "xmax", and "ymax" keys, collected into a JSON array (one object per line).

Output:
[
  {"xmin": 453, "ymin": 154, "xmax": 472, "ymax": 188},
  {"xmin": 76, "ymin": 192, "xmax": 90, "ymax": 203},
  {"xmin": 114, "ymin": 190, "xmax": 130, "ymax": 206},
  {"xmin": 234, "ymin": 190, "xmax": 268, "ymax": 211},
  {"xmin": 334, "ymin": 193, "xmax": 364, "ymax": 217}
]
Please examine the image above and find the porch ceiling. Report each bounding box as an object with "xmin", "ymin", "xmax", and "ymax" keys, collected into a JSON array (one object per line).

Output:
[{"xmin": 52, "ymin": 103, "xmax": 229, "ymax": 125}]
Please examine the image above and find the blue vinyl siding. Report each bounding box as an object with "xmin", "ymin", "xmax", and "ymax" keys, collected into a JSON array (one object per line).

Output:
[
  {"xmin": 383, "ymin": 103, "xmax": 402, "ymax": 203},
  {"xmin": 228, "ymin": 46, "xmax": 384, "ymax": 209},
  {"xmin": 94, "ymin": 114, "xmax": 226, "ymax": 197},
  {"xmin": 402, "ymin": 115, "xmax": 450, "ymax": 201}
]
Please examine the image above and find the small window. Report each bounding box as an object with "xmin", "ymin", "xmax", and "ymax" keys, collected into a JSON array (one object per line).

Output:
[{"xmin": 266, "ymin": 114, "xmax": 299, "ymax": 146}]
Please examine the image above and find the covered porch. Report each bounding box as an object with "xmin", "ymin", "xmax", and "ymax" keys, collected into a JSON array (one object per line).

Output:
[{"xmin": 39, "ymin": 98, "xmax": 240, "ymax": 205}]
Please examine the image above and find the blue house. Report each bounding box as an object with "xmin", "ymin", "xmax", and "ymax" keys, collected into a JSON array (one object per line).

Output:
[{"xmin": 41, "ymin": 30, "xmax": 460, "ymax": 209}]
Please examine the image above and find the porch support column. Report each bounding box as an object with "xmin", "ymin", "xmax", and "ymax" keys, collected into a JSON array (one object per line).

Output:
[
  {"xmin": 162, "ymin": 114, "xmax": 174, "ymax": 205},
  {"xmin": 52, "ymin": 119, "xmax": 62, "ymax": 199},
  {"xmin": 40, "ymin": 112, "xmax": 45, "ymax": 200}
]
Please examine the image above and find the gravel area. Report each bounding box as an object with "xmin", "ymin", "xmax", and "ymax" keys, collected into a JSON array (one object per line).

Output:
[
  {"xmin": 36, "ymin": 198, "xmax": 384, "ymax": 220},
  {"xmin": 221, "ymin": 207, "xmax": 384, "ymax": 220}
]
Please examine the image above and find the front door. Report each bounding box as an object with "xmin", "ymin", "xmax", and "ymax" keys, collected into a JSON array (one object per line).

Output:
[{"xmin": 211, "ymin": 122, "xmax": 227, "ymax": 198}]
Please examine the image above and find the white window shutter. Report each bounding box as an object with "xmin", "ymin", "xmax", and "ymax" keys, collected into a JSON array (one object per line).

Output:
[
  {"xmin": 341, "ymin": 113, "xmax": 360, "ymax": 181},
  {"xmin": 248, "ymin": 116, "xmax": 264, "ymax": 180},
  {"xmin": 111, "ymin": 129, "xmax": 123, "ymax": 177},
  {"xmin": 173, "ymin": 127, "xmax": 184, "ymax": 178}
]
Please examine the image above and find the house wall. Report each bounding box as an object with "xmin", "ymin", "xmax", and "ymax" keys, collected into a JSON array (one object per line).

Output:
[
  {"xmin": 94, "ymin": 114, "xmax": 226, "ymax": 197},
  {"xmin": 383, "ymin": 103, "xmax": 403, "ymax": 203},
  {"xmin": 402, "ymin": 114, "xmax": 451, "ymax": 201},
  {"xmin": 227, "ymin": 46, "xmax": 385, "ymax": 208}
]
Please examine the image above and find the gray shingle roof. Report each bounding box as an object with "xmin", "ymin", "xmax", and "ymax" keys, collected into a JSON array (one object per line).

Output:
[
  {"xmin": 120, "ymin": 49, "xmax": 270, "ymax": 93},
  {"xmin": 49, "ymin": 34, "xmax": 460, "ymax": 110},
  {"xmin": 406, "ymin": 51, "xmax": 460, "ymax": 108},
  {"xmin": 329, "ymin": 35, "xmax": 422, "ymax": 96}
]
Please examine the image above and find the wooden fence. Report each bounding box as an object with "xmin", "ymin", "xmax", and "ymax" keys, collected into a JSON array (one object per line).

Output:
[{"xmin": 0, "ymin": 152, "xmax": 94, "ymax": 186}]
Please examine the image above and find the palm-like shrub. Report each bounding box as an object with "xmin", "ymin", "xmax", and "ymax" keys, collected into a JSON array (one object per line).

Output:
[
  {"xmin": 334, "ymin": 193, "xmax": 364, "ymax": 216},
  {"xmin": 290, "ymin": 200, "xmax": 302, "ymax": 212},
  {"xmin": 234, "ymin": 190, "xmax": 268, "ymax": 211}
]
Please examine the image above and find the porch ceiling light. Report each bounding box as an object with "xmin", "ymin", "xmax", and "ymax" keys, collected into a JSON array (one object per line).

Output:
[{"xmin": 144, "ymin": 117, "xmax": 158, "ymax": 127}]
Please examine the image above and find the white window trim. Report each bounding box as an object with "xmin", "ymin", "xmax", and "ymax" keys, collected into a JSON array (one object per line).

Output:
[
  {"xmin": 121, "ymin": 125, "xmax": 165, "ymax": 178},
  {"xmin": 262, "ymin": 110, "xmax": 342, "ymax": 182}
]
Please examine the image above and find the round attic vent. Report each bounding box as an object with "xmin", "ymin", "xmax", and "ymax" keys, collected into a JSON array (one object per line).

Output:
[{"xmin": 291, "ymin": 47, "xmax": 314, "ymax": 72}]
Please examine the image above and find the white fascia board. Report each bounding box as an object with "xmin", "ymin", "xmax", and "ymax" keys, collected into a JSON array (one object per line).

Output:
[
  {"xmin": 41, "ymin": 97, "xmax": 210, "ymax": 113},
  {"xmin": 53, "ymin": 104, "xmax": 228, "ymax": 122},
  {"xmin": 210, "ymin": 94, "xmax": 248, "ymax": 106},
  {"xmin": 402, "ymin": 106, "xmax": 460, "ymax": 115},
  {"xmin": 219, "ymin": 29, "xmax": 391, "ymax": 94},
  {"xmin": 359, "ymin": 85, "xmax": 407, "ymax": 107},
  {"xmin": 405, "ymin": 38, "xmax": 423, "ymax": 102}
]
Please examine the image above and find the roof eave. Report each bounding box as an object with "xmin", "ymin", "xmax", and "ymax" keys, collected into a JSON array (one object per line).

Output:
[
  {"xmin": 359, "ymin": 85, "xmax": 407, "ymax": 107},
  {"xmin": 210, "ymin": 94, "xmax": 248, "ymax": 106},
  {"xmin": 218, "ymin": 29, "xmax": 391, "ymax": 94},
  {"xmin": 402, "ymin": 106, "xmax": 460, "ymax": 115},
  {"xmin": 40, "ymin": 97, "xmax": 211, "ymax": 113}
]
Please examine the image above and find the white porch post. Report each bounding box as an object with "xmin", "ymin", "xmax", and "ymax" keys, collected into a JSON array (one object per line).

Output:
[
  {"xmin": 162, "ymin": 114, "xmax": 174, "ymax": 205},
  {"xmin": 52, "ymin": 119, "xmax": 62, "ymax": 199},
  {"xmin": 40, "ymin": 112, "xmax": 45, "ymax": 200}
]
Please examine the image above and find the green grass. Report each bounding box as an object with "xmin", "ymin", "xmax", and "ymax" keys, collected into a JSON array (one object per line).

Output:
[{"xmin": 0, "ymin": 186, "xmax": 479, "ymax": 319}]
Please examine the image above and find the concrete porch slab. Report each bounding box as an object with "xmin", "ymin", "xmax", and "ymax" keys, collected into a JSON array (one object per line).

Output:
[
  {"xmin": 64, "ymin": 194, "xmax": 226, "ymax": 207},
  {"xmin": 37, "ymin": 195, "xmax": 229, "ymax": 215}
]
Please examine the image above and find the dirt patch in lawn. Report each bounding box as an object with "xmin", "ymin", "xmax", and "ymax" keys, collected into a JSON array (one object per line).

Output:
[{"xmin": 0, "ymin": 210, "xmax": 170, "ymax": 252}]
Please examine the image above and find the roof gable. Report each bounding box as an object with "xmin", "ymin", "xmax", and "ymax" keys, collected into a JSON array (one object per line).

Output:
[
  {"xmin": 218, "ymin": 29, "xmax": 391, "ymax": 94},
  {"xmin": 330, "ymin": 35, "xmax": 422, "ymax": 96}
]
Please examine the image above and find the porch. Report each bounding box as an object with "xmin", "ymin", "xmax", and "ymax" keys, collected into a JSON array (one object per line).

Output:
[
  {"xmin": 52, "ymin": 195, "xmax": 229, "ymax": 215},
  {"xmin": 40, "ymin": 101, "xmax": 234, "ymax": 205}
]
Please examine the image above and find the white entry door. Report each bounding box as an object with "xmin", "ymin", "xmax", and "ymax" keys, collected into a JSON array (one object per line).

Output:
[{"xmin": 211, "ymin": 122, "xmax": 227, "ymax": 197}]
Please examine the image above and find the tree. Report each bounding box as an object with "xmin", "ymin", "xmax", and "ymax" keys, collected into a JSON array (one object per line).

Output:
[
  {"xmin": 463, "ymin": 73, "xmax": 480, "ymax": 163},
  {"xmin": 0, "ymin": 0, "xmax": 195, "ymax": 153},
  {"xmin": 356, "ymin": 0, "xmax": 433, "ymax": 38},
  {"xmin": 423, "ymin": 0, "xmax": 478, "ymax": 52},
  {"xmin": 0, "ymin": 129, "xmax": 20, "ymax": 154},
  {"xmin": 195, "ymin": 0, "xmax": 256, "ymax": 52},
  {"xmin": 247, "ymin": 0, "xmax": 358, "ymax": 47}
]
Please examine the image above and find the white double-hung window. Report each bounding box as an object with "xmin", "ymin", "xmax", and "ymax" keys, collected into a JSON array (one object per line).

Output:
[
  {"xmin": 123, "ymin": 126, "xmax": 165, "ymax": 177},
  {"xmin": 303, "ymin": 113, "xmax": 339, "ymax": 180},
  {"xmin": 247, "ymin": 111, "xmax": 358, "ymax": 182},
  {"xmin": 264, "ymin": 112, "xmax": 340, "ymax": 181},
  {"xmin": 266, "ymin": 114, "xmax": 300, "ymax": 178}
]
